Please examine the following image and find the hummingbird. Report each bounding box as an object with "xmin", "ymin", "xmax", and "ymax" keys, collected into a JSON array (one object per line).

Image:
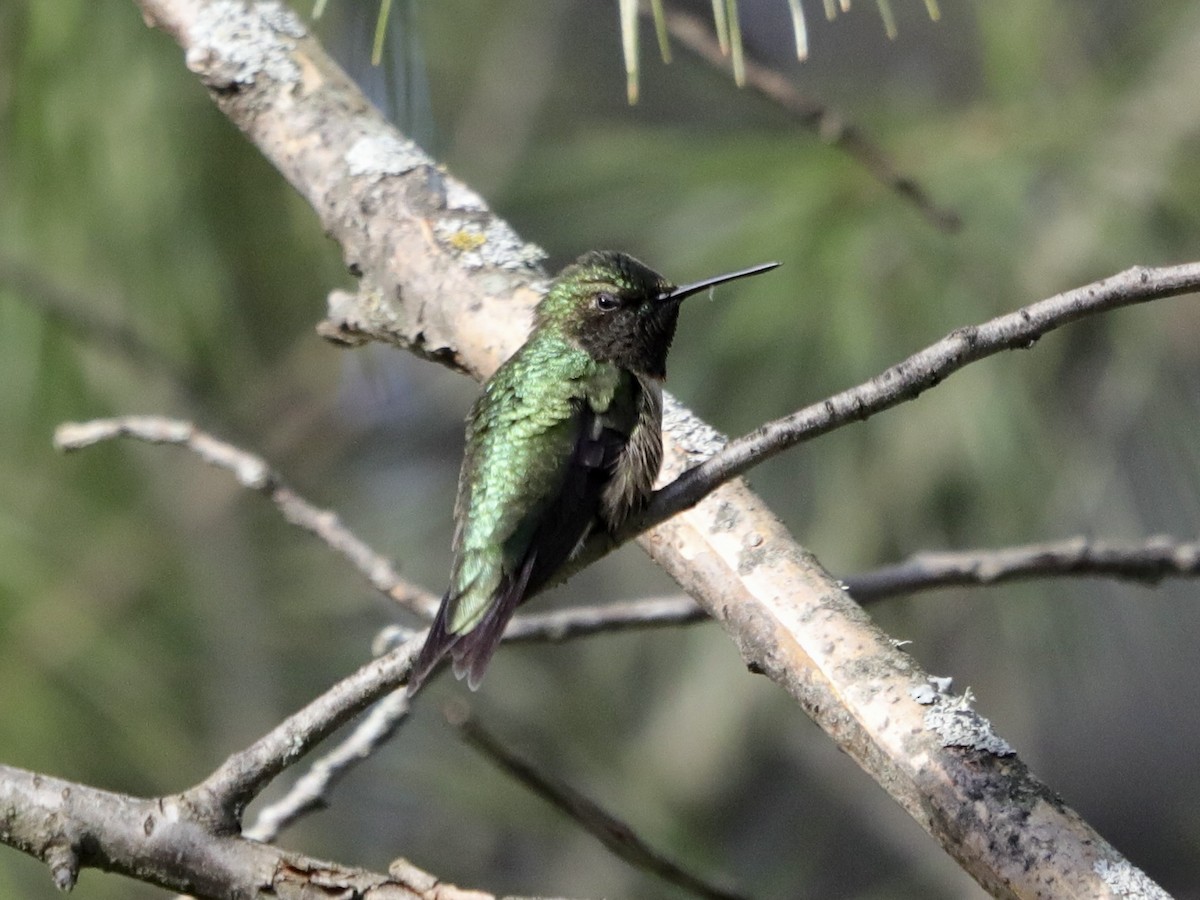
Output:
[{"xmin": 406, "ymin": 251, "xmax": 779, "ymax": 694}]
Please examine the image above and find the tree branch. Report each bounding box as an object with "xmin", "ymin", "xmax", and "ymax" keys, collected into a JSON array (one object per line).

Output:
[
  {"xmin": 452, "ymin": 709, "xmax": 748, "ymax": 900},
  {"xmin": 0, "ymin": 761, "xmax": 488, "ymax": 899},
  {"xmin": 54, "ymin": 416, "xmax": 439, "ymax": 619},
  {"xmin": 641, "ymin": 262, "xmax": 1200, "ymax": 532},
  {"xmin": 243, "ymin": 688, "xmax": 411, "ymax": 843},
  {"xmin": 659, "ymin": 5, "xmax": 962, "ymax": 233},
  {"xmin": 181, "ymin": 640, "xmax": 421, "ymax": 830},
  {"xmin": 846, "ymin": 534, "xmax": 1200, "ymax": 602}
]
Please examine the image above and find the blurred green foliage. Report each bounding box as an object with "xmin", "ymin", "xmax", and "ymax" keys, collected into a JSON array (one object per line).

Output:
[{"xmin": 3, "ymin": 0, "xmax": 1200, "ymax": 897}]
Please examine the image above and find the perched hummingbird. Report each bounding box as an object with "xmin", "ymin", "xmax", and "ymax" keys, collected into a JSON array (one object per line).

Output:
[{"xmin": 406, "ymin": 251, "xmax": 779, "ymax": 694}]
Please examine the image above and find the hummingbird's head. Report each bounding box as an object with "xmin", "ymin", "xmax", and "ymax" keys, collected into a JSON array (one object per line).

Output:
[{"xmin": 536, "ymin": 251, "xmax": 779, "ymax": 380}]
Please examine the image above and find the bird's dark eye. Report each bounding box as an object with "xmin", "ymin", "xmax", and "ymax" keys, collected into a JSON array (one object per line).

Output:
[{"xmin": 595, "ymin": 292, "xmax": 620, "ymax": 311}]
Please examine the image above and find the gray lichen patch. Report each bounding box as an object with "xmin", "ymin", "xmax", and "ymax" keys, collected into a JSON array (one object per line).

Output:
[
  {"xmin": 345, "ymin": 133, "xmax": 433, "ymax": 179},
  {"xmin": 662, "ymin": 395, "xmax": 728, "ymax": 461},
  {"xmin": 1093, "ymin": 858, "xmax": 1172, "ymax": 899},
  {"xmin": 186, "ymin": 1, "xmax": 304, "ymax": 88},
  {"xmin": 443, "ymin": 179, "xmax": 488, "ymax": 213},
  {"xmin": 913, "ymin": 681, "xmax": 1014, "ymax": 757},
  {"xmin": 433, "ymin": 218, "xmax": 546, "ymax": 272},
  {"xmin": 709, "ymin": 500, "xmax": 741, "ymax": 533}
]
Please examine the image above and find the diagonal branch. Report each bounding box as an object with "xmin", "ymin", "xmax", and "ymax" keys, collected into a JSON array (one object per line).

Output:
[
  {"xmin": 243, "ymin": 688, "xmax": 411, "ymax": 843},
  {"xmin": 181, "ymin": 640, "xmax": 421, "ymax": 831},
  {"xmin": 659, "ymin": 5, "xmax": 962, "ymax": 233},
  {"xmin": 640, "ymin": 262, "xmax": 1200, "ymax": 532},
  {"xmin": 54, "ymin": 416, "xmax": 439, "ymax": 619},
  {"xmin": 452, "ymin": 709, "xmax": 749, "ymax": 900}
]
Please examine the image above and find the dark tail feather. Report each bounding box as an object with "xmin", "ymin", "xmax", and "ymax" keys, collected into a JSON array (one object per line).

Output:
[
  {"xmin": 406, "ymin": 592, "xmax": 460, "ymax": 697},
  {"xmin": 451, "ymin": 551, "xmax": 538, "ymax": 690}
]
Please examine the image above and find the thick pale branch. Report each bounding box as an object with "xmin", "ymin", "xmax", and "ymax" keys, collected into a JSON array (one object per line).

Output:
[
  {"xmin": 643, "ymin": 262, "xmax": 1200, "ymax": 530},
  {"xmin": 75, "ymin": 1, "xmax": 1171, "ymax": 897}
]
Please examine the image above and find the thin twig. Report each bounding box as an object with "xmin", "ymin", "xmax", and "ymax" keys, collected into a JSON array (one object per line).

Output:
[
  {"xmin": 452, "ymin": 709, "xmax": 750, "ymax": 900},
  {"xmin": 639, "ymin": 262, "xmax": 1200, "ymax": 535},
  {"xmin": 182, "ymin": 639, "xmax": 421, "ymax": 830},
  {"xmin": 505, "ymin": 594, "xmax": 707, "ymax": 639},
  {"xmin": 200, "ymin": 529, "xmax": 1200, "ymax": 841},
  {"xmin": 53, "ymin": 416, "xmax": 713, "ymax": 642},
  {"xmin": 243, "ymin": 688, "xmax": 411, "ymax": 842},
  {"xmin": 659, "ymin": 5, "xmax": 962, "ymax": 233},
  {"xmin": 845, "ymin": 534, "xmax": 1200, "ymax": 602},
  {"xmin": 58, "ymin": 415, "xmax": 1200, "ymax": 635},
  {"xmin": 53, "ymin": 416, "xmax": 439, "ymax": 619},
  {"xmin": 0, "ymin": 256, "xmax": 181, "ymax": 380}
]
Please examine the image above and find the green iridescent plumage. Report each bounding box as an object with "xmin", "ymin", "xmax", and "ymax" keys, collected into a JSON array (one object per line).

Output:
[{"xmin": 407, "ymin": 251, "xmax": 778, "ymax": 693}]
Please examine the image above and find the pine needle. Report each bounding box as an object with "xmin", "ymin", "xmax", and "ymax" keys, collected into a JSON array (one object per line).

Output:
[
  {"xmin": 651, "ymin": 0, "xmax": 672, "ymax": 63},
  {"xmin": 787, "ymin": 0, "xmax": 809, "ymax": 60},
  {"xmin": 924, "ymin": 0, "xmax": 941, "ymax": 21},
  {"xmin": 726, "ymin": 0, "xmax": 745, "ymax": 86},
  {"xmin": 371, "ymin": 0, "xmax": 393, "ymax": 66},
  {"xmin": 620, "ymin": 0, "xmax": 639, "ymax": 104},
  {"xmin": 312, "ymin": 0, "xmax": 328, "ymax": 18},
  {"xmin": 876, "ymin": 0, "xmax": 897, "ymax": 39},
  {"xmin": 711, "ymin": 0, "xmax": 730, "ymax": 55}
]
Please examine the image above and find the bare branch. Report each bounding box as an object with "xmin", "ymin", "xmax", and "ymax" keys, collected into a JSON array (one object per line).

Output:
[
  {"xmin": 54, "ymin": 416, "xmax": 438, "ymax": 619},
  {"xmin": 0, "ymin": 256, "xmax": 180, "ymax": 380},
  {"xmin": 54, "ymin": 414, "xmax": 714, "ymax": 644},
  {"xmin": 49, "ymin": 404, "xmax": 1200, "ymax": 851},
  {"xmin": 452, "ymin": 709, "xmax": 748, "ymax": 900},
  {"xmin": 642, "ymin": 262, "xmax": 1200, "ymax": 532},
  {"xmin": 659, "ymin": 5, "xmax": 962, "ymax": 233},
  {"xmin": 505, "ymin": 594, "xmax": 706, "ymax": 639},
  {"xmin": 243, "ymin": 689, "xmax": 411, "ymax": 843},
  {"xmin": 182, "ymin": 640, "xmax": 420, "ymax": 830},
  {"xmin": 0, "ymin": 762, "xmax": 484, "ymax": 900},
  {"xmin": 846, "ymin": 534, "xmax": 1200, "ymax": 603},
  {"xmin": 508, "ymin": 531, "xmax": 1200, "ymax": 633}
]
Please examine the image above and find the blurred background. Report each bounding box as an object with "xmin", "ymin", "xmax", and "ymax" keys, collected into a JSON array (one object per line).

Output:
[{"xmin": 3, "ymin": 0, "xmax": 1200, "ymax": 896}]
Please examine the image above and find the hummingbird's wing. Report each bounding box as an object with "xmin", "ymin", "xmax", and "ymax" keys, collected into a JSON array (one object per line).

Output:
[
  {"xmin": 446, "ymin": 399, "xmax": 632, "ymax": 688},
  {"xmin": 407, "ymin": 346, "xmax": 639, "ymax": 694}
]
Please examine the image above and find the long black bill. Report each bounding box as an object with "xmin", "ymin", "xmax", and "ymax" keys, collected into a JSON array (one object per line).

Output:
[{"xmin": 658, "ymin": 261, "xmax": 780, "ymax": 303}]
